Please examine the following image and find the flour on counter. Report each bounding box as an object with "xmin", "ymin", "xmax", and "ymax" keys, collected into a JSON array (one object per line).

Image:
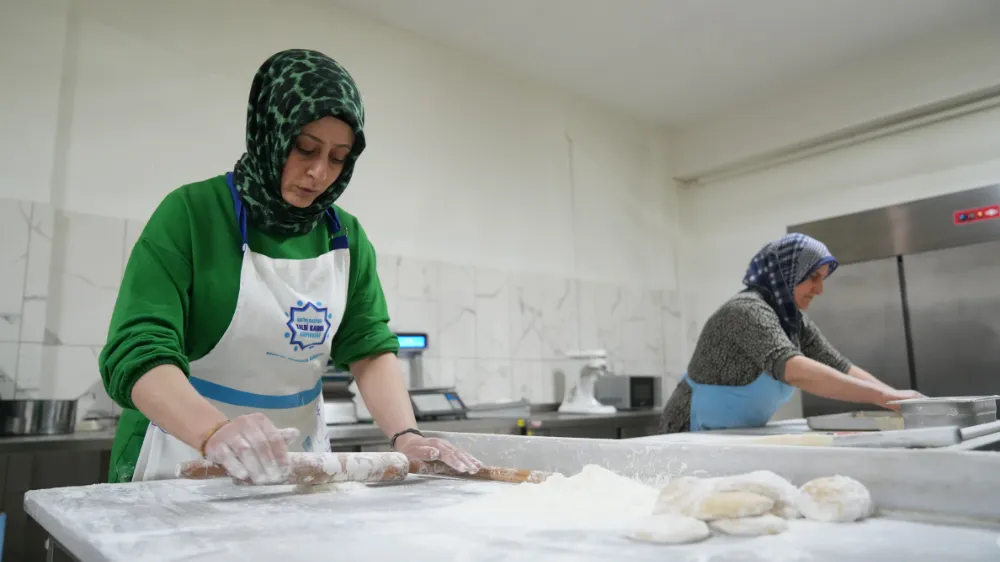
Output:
[{"xmin": 448, "ymin": 464, "xmax": 659, "ymax": 532}]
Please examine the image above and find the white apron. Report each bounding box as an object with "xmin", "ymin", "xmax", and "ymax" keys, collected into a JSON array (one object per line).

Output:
[{"xmin": 132, "ymin": 172, "xmax": 350, "ymax": 481}]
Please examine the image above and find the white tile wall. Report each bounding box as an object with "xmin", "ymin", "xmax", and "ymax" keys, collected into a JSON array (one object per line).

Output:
[
  {"xmin": 0, "ymin": 199, "xmax": 31, "ymax": 342},
  {"xmin": 0, "ymin": 196, "xmax": 686, "ymax": 415}
]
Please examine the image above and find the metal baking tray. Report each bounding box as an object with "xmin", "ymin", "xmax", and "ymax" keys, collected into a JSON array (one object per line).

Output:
[
  {"xmin": 888, "ymin": 396, "xmax": 999, "ymax": 429},
  {"xmin": 806, "ymin": 410, "xmax": 904, "ymax": 431}
]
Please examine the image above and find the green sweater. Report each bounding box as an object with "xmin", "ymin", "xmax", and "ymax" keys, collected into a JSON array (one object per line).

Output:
[{"xmin": 99, "ymin": 174, "xmax": 398, "ymax": 483}]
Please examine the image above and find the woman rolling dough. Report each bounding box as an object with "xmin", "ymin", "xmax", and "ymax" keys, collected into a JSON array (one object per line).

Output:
[
  {"xmin": 659, "ymin": 233, "xmax": 923, "ymax": 433},
  {"xmin": 100, "ymin": 49, "xmax": 481, "ymax": 483}
]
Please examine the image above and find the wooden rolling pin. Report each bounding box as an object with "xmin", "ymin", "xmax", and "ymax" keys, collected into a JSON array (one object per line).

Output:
[
  {"xmin": 177, "ymin": 452, "xmax": 411, "ymax": 485},
  {"xmin": 408, "ymin": 459, "xmax": 551, "ymax": 484},
  {"xmin": 177, "ymin": 453, "xmax": 551, "ymax": 485}
]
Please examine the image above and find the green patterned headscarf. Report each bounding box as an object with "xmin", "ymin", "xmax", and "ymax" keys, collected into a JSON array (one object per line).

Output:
[{"xmin": 232, "ymin": 49, "xmax": 366, "ymax": 236}]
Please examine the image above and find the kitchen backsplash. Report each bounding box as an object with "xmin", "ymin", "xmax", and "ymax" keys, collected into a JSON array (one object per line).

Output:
[{"xmin": 0, "ymin": 197, "xmax": 688, "ymax": 421}]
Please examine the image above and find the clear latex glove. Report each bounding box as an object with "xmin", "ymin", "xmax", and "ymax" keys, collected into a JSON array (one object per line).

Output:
[
  {"xmin": 203, "ymin": 413, "xmax": 299, "ymax": 484},
  {"xmin": 880, "ymin": 389, "xmax": 926, "ymax": 411},
  {"xmin": 394, "ymin": 434, "xmax": 483, "ymax": 474}
]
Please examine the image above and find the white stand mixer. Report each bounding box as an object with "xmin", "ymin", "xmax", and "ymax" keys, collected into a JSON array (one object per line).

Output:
[{"xmin": 557, "ymin": 349, "xmax": 617, "ymax": 415}]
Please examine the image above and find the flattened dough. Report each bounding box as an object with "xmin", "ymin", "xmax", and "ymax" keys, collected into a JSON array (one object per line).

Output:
[
  {"xmin": 709, "ymin": 513, "xmax": 789, "ymax": 536},
  {"xmin": 655, "ymin": 471, "xmax": 802, "ymax": 520},
  {"xmin": 693, "ymin": 491, "xmax": 774, "ymax": 521},
  {"xmin": 798, "ymin": 475, "xmax": 874, "ymax": 522},
  {"xmin": 628, "ymin": 514, "xmax": 711, "ymax": 545}
]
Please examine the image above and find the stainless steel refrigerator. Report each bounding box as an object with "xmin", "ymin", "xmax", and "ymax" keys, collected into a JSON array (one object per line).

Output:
[{"xmin": 789, "ymin": 184, "xmax": 1000, "ymax": 417}]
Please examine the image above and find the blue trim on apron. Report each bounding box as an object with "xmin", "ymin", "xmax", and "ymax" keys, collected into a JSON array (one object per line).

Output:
[
  {"xmin": 225, "ymin": 172, "xmax": 345, "ymax": 251},
  {"xmin": 684, "ymin": 372, "xmax": 795, "ymax": 432},
  {"xmin": 188, "ymin": 376, "xmax": 324, "ymax": 410}
]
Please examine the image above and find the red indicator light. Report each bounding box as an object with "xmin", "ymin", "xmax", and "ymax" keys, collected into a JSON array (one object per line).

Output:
[{"xmin": 954, "ymin": 205, "xmax": 1000, "ymax": 225}]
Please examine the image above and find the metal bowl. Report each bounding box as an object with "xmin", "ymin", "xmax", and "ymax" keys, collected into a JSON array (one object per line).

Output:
[{"xmin": 0, "ymin": 399, "xmax": 78, "ymax": 436}]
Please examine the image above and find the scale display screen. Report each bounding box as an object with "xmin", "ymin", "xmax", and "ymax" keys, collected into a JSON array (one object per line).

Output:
[
  {"xmin": 396, "ymin": 333, "xmax": 428, "ymax": 350},
  {"xmin": 411, "ymin": 392, "xmax": 452, "ymax": 413}
]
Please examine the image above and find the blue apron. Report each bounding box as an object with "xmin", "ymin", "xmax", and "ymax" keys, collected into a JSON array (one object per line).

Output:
[{"xmin": 684, "ymin": 372, "xmax": 795, "ymax": 432}]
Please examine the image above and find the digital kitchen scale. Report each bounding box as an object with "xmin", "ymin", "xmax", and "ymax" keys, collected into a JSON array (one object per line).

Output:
[{"xmin": 409, "ymin": 387, "xmax": 468, "ymax": 421}]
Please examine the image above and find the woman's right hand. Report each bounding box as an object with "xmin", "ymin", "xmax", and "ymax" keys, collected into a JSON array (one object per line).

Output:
[{"xmin": 202, "ymin": 413, "xmax": 299, "ymax": 484}]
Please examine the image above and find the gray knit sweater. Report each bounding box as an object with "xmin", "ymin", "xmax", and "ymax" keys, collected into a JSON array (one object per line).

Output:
[{"xmin": 658, "ymin": 290, "xmax": 851, "ymax": 433}]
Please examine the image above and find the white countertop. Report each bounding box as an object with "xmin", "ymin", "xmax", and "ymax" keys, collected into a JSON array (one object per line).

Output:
[{"xmin": 25, "ymin": 474, "xmax": 1000, "ymax": 562}]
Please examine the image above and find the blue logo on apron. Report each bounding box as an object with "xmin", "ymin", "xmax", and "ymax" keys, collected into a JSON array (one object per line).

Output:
[{"xmin": 285, "ymin": 300, "xmax": 333, "ymax": 350}]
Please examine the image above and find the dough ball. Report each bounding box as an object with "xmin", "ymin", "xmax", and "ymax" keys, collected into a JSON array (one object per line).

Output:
[
  {"xmin": 710, "ymin": 470, "xmax": 802, "ymax": 506},
  {"xmin": 692, "ymin": 491, "xmax": 774, "ymax": 521},
  {"xmin": 653, "ymin": 476, "xmax": 711, "ymax": 516},
  {"xmin": 627, "ymin": 514, "xmax": 711, "ymax": 545},
  {"xmin": 709, "ymin": 514, "xmax": 789, "ymax": 536},
  {"xmin": 798, "ymin": 475, "xmax": 874, "ymax": 523},
  {"xmin": 653, "ymin": 473, "xmax": 788, "ymax": 520}
]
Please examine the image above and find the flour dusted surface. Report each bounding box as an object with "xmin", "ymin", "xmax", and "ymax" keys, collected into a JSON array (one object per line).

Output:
[
  {"xmin": 448, "ymin": 464, "xmax": 659, "ymax": 532},
  {"xmin": 23, "ymin": 474, "xmax": 1000, "ymax": 562}
]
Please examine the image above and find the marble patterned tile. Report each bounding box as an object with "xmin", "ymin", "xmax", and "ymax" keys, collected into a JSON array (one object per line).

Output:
[
  {"xmin": 0, "ymin": 199, "xmax": 31, "ymax": 342},
  {"xmin": 624, "ymin": 289, "xmax": 665, "ymax": 367},
  {"xmin": 578, "ymin": 283, "xmax": 664, "ymax": 367},
  {"xmin": 508, "ymin": 273, "xmax": 579, "ymax": 362},
  {"xmin": 681, "ymin": 290, "xmax": 700, "ymax": 362},
  {"xmin": 453, "ymin": 359, "xmax": 512, "ymax": 405},
  {"xmin": 396, "ymin": 256, "xmax": 438, "ymax": 301},
  {"xmin": 513, "ymin": 359, "xmax": 567, "ymax": 404},
  {"xmin": 538, "ymin": 276, "xmax": 579, "ymax": 360},
  {"xmin": 510, "ymin": 360, "xmax": 542, "ymax": 403},
  {"xmin": 46, "ymin": 210, "xmax": 126, "ymax": 346},
  {"xmin": 390, "ymin": 256, "xmax": 439, "ymax": 357},
  {"xmin": 420, "ymin": 356, "xmax": 456, "ymax": 389},
  {"xmin": 9, "ymin": 344, "xmax": 110, "ymax": 419},
  {"xmin": 0, "ymin": 342, "xmax": 18, "ymax": 398},
  {"xmin": 437, "ymin": 264, "xmax": 476, "ymax": 359},
  {"xmin": 662, "ymin": 288, "xmax": 686, "ymax": 373},
  {"xmin": 20, "ymin": 203, "xmax": 55, "ymax": 343},
  {"xmin": 474, "ymin": 267, "xmax": 510, "ymax": 359},
  {"xmin": 507, "ymin": 273, "xmax": 543, "ymax": 361},
  {"xmin": 15, "ymin": 342, "xmax": 43, "ymax": 398},
  {"xmin": 40, "ymin": 345, "xmax": 102, "ymax": 399}
]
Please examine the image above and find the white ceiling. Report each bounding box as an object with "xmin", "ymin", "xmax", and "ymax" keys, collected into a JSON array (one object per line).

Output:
[{"xmin": 332, "ymin": 0, "xmax": 1000, "ymax": 126}]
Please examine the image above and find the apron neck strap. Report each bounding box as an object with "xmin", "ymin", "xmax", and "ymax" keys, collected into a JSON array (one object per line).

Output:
[{"xmin": 226, "ymin": 172, "xmax": 344, "ymax": 252}]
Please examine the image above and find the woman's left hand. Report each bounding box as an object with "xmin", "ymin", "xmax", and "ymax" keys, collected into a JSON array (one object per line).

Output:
[{"xmin": 394, "ymin": 434, "xmax": 482, "ymax": 474}]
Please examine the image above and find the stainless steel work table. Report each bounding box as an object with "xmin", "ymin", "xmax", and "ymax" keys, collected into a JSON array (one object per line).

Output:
[
  {"xmin": 630, "ymin": 417, "xmax": 1000, "ymax": 451},
  {"xmin": 26, "ymin": 431, "xmax": 1000, "ymax": 561}
]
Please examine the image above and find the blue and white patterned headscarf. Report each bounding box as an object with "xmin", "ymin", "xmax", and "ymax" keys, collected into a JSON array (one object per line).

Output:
[{"xmin": 742, "ymin": 233, "xmax": 839, "ymax": 345}]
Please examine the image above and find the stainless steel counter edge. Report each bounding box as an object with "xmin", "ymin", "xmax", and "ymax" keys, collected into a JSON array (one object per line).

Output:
[{"xmin": 0, "ymin": 410, "xmax": 662, "ymax": 454}]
